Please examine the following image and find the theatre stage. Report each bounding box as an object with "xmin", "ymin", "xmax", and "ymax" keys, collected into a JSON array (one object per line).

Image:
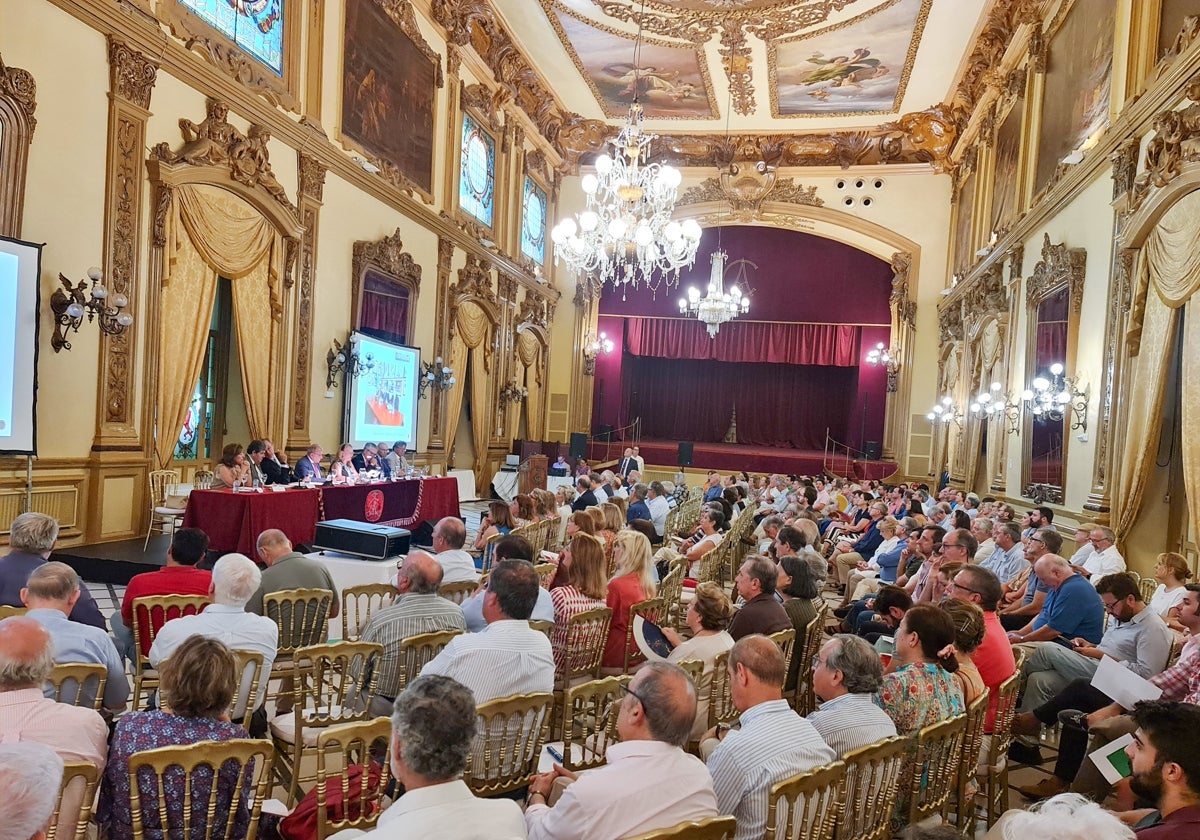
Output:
[{"xmin": 587, "ymin": 439, "xmax": 897, "ymax": 481}]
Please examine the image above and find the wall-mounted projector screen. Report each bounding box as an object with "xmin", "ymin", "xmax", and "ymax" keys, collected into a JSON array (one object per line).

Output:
[
  {"xmin": 343, "ymin": 331, "xmax": 420, "ymax": 451},
  {"xmin": 0, "ymin": 235, "xmax": 42, "ymax": 455}
]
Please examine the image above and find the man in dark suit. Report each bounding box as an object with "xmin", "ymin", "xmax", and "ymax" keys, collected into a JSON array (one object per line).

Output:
[
  {"xmin": 615, "ymin": 447, "xmax": 636, "ymax": 479},
  {"xmin": 246, "ymin": 439, "xmax": 269, "ymax": 486},
  {"xmin": 571, "ymin": 476, "xmax": 597, "ymax": 512},
  {"xmin": 294, "ymin": 444, "xmax": 326, "ymax": 481},
  {"xmin": 261, "ymin": 439, "xmax": 293, "ymax": 484},
  {"xmin": 352, "ymin": 442, "xmax": 380, "ymax": 472},
  {"xmin": 375, "ymin": 441, "xmax": 393, "ymax": 478}
]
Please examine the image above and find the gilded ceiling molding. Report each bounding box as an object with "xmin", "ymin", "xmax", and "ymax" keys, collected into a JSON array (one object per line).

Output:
[
  {"xmin": 461, "ymin": 82, "xmax": 509, "ymax": 134},
  {"xmin": 678, "ymin": 173, "xmax": 823, "ymax": 219},
  {"xmin": 950, "ymin": 0, "xmax": 1024, "ymax": 117},
  {"xmin": 890, "ymin": 251, "xmax": 916, "ymax": 330},
  {"xmin": 1131, "ymin": 73, "xmax": 1200, "ymax": 207},
  {"xmin": 1026, "ymin": 233, "xmax": 1085, "ymax": 316},
  {"xmin": 718, "ymin": 26, "xmax": 755, "ymax": 116}
]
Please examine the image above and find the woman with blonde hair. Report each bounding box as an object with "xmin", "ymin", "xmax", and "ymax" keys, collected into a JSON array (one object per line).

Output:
[
  {"xmin": 586, "ymin": 506, "xmax": 606, "ymax": 533},
  {"xmin": 549, "ymin": 533, "xmax": 609, "ymax": 677},
  {"xmin": 330, "ymin": 443, "xmax": 359, "ymax": 484},
  {"xmin": 1150, "ymin": 551, "xmax": 1192, "ymax": 623},
  {"xmin": 597, "ymin": 503, "xmax": 622, "ymax": 560},
  {"xmin": 602, "ymin": 529, "xmax": 657, "ymax": 669},
  {"xmin": 664, "ymin": 582, "xmax": 735, "ymax": 740},
  {"xmin": 554, "ymin": 486, "xmax": 574, "ymax": 543},
  {"xmin": 938, "ymin": 597, "xmax": 987, "ymax": 705}
]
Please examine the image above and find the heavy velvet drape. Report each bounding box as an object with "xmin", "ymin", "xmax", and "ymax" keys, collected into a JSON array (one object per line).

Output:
[
  {"xmin": 625, "ymin": 318, "xmax": 860, "ymax": 366},
  {"xmin": 622, "ymin": 356, "xmax": 857, "ymax": 449},
  {"xmin": 359, "ymin": 277, "xmax": 409, "ymax": 345}
]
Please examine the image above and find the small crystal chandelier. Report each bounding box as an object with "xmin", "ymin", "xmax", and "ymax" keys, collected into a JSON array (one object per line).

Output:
[
  {"xmin": 679, "ymin": 249, "xmax": 748, "ymax": 337},
  {"xmin": 1022, "ymin": 363, "xmax": 1089, "ymax": 430}
]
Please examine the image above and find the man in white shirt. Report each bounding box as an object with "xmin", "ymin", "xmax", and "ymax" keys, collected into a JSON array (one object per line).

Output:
[
  {"xmin": 646, "ymin": 481, "xmax": 670, "ymax": 539},
  {"xmin": 971, "ymin": 516, "xmax": 995, "ymax": 565},
  {"xmin": 149, "ymin": 553, "xmax": 278, "ymax": 729},
  {"xmin": 362, "ymin": 674, "xmax": 526, "ymax": 840},
  {"xmin": 524, "ymin": 662, "xmax": 717, "ymax": 839},
  {"xmin": 431, "ymin": 518, "xmax": 480, "ymax": 584},
  {"xmin": 422, "ymin": 559, "xmax": 554, "ymax": 704},
  {"xmin": 808, "ymin": 634, "xmax": 897, "ymax": 756},
  {"xmin": 1077, "ymin": 525, "xmax": 1126, "ymax": 585},
  {"xmin": 386, "ymin": 441, "xmax": 409, "ymax": 476},
  {"xmin": 705, "ymin": 636, "xmax": 836, "ymax": 840}
]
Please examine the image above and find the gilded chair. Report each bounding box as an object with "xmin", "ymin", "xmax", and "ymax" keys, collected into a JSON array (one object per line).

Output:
[
  {"xmin": 558, "ymin": 675, "xmax": 630, "ymax": 770},
  {"xmin": 626, "ymin": 815, "xmax": 738, "ymax": 840},
  {"xmin": 954, "ymin": 691, "xmax": 990, "ymax": 835},
  {"xmin": 623, "ymin": 597, "xmax": 667, "ymax": 673},
  {"xmin": 463, "ymin": 691, "xmax": 554, "ymax": 797},
  {"xmin": 696, "ymin": 546, "xmax": 724, "ymax": 587},
  {"xmin": 394, "ymin": 628, "xmax": 461, "ymax": 696},
  {"xmin": 529, "ymin": 619, "xmax": 555, "ymax": 638},
  {"xmin": 45, "ymin": 662, "xmax": 107, "ymax": 710},
  {"xmin": 0, "ymin": 604, "xmax": 28, "ymax": 619},
  {"xmin": 340, "ymin": 583, "xmax": 396, "ymax": 641},
  {"xmin": 270, "ymin": 641, "xmax": 383, "ymax": 806},
  {"xmin": 480, "ymin": 531, "xmax": 504, "ymax": 574},
  {"xmin": 1138, "ymin": 575, "xmax": 1159, "ymax": 605},
  {"xmin": 766, "ymin": 627, "xmax": 797, "ymax": 686},
  {"xmin": 556, "ymin": 606, "xmax": 613, "ymax": 688},
  {"xmin": 130, "ymin": 594, "xmax": 209, "ymax": 710},
  {"xmin": 228, "ymin": 649, "xmax": 267, "ymax": 726},
  {"xmin": 534, "ymin": 562, "xmax": 558, "ymax": 590},
  {"xmin": 907, "ymin": 713, "xmax": 967, "ymax": 827},
  {"xmin": 46, "ymin": 762, "xmax": 100, "ymax": 840},
  {"xmin": 837, "ymin": 735, "xmax": 910, "ymax": 840},
  {"xmin": 979, "ymin": 669, "xmax": 1023, "ymax": 829},
  {"xmin": 145, "ymin": 468, "xmax": 183, "ymax": 550},
  {"xmin": 792, "ymin": 610, "xmax": 828, "ymax": 716},
  {"xmin": 766, "ymin": 760, "xmax": 846, "ymax": 840},
  {"xmin": 657, "ymin": 562, "xmax": 685, "ymax": 629},
  {"xmin": 264, "ymin": 587, "xmax": 333, "ymax": 707},
  {"xmin": 315, "ymin": 717, "xmax": 393, "ymax": 840},
  {"xmin": 191, "ymin": 469, "xmax": 215, "ymax": 490},
  {"xmin": 438, "ymin": 580, "xmax": 480, "ymax": 606},
  {"xmin": 127, "ymin": 739, "xmax": 274, "ymax": 840},
  {"xmin": 705, "ymin": 651, "xmax": 737, "ymax": 730}
]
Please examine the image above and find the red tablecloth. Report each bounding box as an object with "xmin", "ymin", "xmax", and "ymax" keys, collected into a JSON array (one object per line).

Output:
[{"xmin": 183, "ymin": 477, "xmax": 461, "ymax": 554}]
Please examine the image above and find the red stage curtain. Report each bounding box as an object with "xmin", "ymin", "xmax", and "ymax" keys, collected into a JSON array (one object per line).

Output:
[
  {"xmin": 360, "ymin": 281, "xmax": 409, "ymax": 345},
  {"xmin": 624, "ymin": 318, "xmax": 860, "ymax": 366},
  {"xmin": 622, "ymin": 356, "xmax": 857, "ymax": 450}
]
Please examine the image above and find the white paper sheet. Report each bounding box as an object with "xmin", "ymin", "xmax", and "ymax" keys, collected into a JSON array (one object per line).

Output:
[
  {"xmin": 1091, "ymin": 654, "xmax": 1163, "ymax": 710},
  {"xmin": 1088, "ymin": 732, "xmax": 1135, "ymax": 785}
]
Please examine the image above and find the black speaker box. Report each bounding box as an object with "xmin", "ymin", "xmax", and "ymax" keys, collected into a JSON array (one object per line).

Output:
[
  {"xmin": 313, "ymin": 519, "xmax": 410, "ymax": 561},
  {"xmin": 677, "ymin": 441, "xmax": 694, "ymax": 466},
  {"xmin": 864, "ymin": 441, "xmax": 882, "ymax": 461},
  {"xmin": 408, "ymin": 519, "xmax": 438, "ymax": 546},
  {"xmin": 569, "ymin": 432, "xmax": 588, "ymax": 460}
]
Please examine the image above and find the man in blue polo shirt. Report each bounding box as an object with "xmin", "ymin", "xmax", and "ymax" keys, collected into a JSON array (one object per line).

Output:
[{"xmin": 1006, "ymin": 554, "xmax": 1105, "ymax": 648}]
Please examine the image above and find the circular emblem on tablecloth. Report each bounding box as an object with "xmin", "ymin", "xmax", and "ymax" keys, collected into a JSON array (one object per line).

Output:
[{"xmin": 364, "ymin": 489, "xmax": 385, "ymax": 522}]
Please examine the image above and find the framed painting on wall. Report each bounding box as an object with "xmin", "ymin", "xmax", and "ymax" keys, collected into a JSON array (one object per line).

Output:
[
  {"xmin": 990, "ymin": 97, "xmax": 1024, "ymax": 234},
  {"xmin": 341, "ymin": 0, "xmax": 439, "ymax": 196},
  {"xmin": 1034, "ymin": 0, "xmax": 1116, "ymax": 195},
  {"xmin": 953, "ymin": 169, "xmax": 976, "ymax": 277}
]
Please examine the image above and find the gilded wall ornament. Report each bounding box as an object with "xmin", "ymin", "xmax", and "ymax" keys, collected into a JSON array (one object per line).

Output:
[
  {"xmin": 1026, "ymin": 233, "xmax": 1085, "ymax": 316},
  {"xmin": 108, "ymin": 39, "xmax": 158, "ymax": 110},
  {"xmin": 0, "ymin": 52, "xmax": 36, "ymax": 131},
  {"xmin": 678, "ymin": 172, "xmax": 823, "ymax": 217}
]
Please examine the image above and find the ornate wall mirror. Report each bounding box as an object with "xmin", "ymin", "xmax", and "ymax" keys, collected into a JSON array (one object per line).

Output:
[
  {"xmin": 351, "ymin": 229, "xmax": 420, "ymax": 346},
  {"xmin": 1022, "ymin": 235, "xmax": 1085, "ymax": 504},
  {"xmin": 0, "ymin": 55, "xmax": 36, "ymax": 238}
]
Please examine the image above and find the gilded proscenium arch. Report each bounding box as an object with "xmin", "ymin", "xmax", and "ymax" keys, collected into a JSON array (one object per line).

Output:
[{"xmin": 670, "ymin": 199, "xmax": 922, "ymax": 465}]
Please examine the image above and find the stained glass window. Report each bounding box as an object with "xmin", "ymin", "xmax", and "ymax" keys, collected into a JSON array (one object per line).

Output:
[
  {"xmin": 521, "ymin": 176, "xmax": 547, "ymax": 263},
  {"xmin": 459, "ymin": 115, "xmax": 495, "ymax": 227},
  {"xmin": 179, "ymin": 0, "xmax": 285, "ymax": 77}
]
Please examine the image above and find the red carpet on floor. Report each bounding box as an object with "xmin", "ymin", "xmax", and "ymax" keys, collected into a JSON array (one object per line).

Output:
[{"xmin": 587, "ymin": 439, "xmax": 898, "ymax": 481}]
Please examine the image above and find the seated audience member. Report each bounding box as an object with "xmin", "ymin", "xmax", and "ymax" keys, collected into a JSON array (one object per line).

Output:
[
  {"xmin": 875, "ymin": 603, "xmax": 965, "ymax": 737},
  {"xmin": 1005, "ymin": 554, "xmax": 1105, "ymax": 648},
  {"xmin": 945, "ymin": 565, "xmax": 1015, "ymax": 732},
  {"xmin": 148, "ymin": 553, "xmax": 278, "ymax": 728},
  {"xmin": 0, "ymin": 512, "xmax": 104, "ymax": 629},
  {"xmin": 838, "ymin": 516, "xmax": 905, "ymax": 606},
  {"xmin": 244, "ymin": 439, "xmax": 269, "ymax": 486},
  {"xmin": 938, "ymin": 598, "xmax": 988, "ymax": 706},
  {"xmin": 663, "ymin": 582, "xmax": 736, "ymax": 741},
  {"xmin": 663, "ymin": 508, "xmax": 723, "ymax": 579},
  {"xmin": 474, "ymin": 500, "xmax": 517, "ymax": 563},
  {"xmin": 809, "ymin": 634, "xmax": 897, "ymax": 756},
  {"xmin": 352, "ymin": 442, "xmax": 380, "ymax": 473},
  {"xmin": 571, "ymin": 477, "xmax": 597, "ymax": 512},
  {"xmin": 549, "ymin": 534, "xmax": 608, "ymax": 679},
  {"xmin": 331, "ymin": 442, "xmax": 360, "ymax": 484},
  {"xmin": 574, "ymin": 458, "xmax": 589, "ymax": 478},
  {"xmin": 987, "ymin": 793, "xmax": 1135, "ymax": 840},
  {"xmin": 512, "ymin": 494, "xmax": 536, "ymax": 528},
  {"xmin": 776, "ymin": 555, "xmax": 823, "ymax": 692},
  {"xmin": 1116, "ymin": 701, "xmax": 1200, "ymax": 837},
  {"xmin": 727, "ymin": 555, "xmax": 792, "ymax": 641},
  {"xmin": 423, "ymin": 559, "xmax": 554, "ymax": 704},
  {"xmin": 524, "ymin": 662, "xmax": 718, "ymax": 839},
  {"xmin": 998, "ymin": 527, "xmax": 1062, "ymax": 631},
  {"xmin": 386, "ymin": 441, "xmax": 410, "ymax": 476},
  {"xmin": 602, "ymin": 530, "xmax": 658, "ymax": 670},
  {"xmin": 248, "ymin": 529, "xmax": 339, "ymax": 618},
  {"xmin": 462, "ymin": 535, "xmax": 555, "ymax": 631},
  {"xmin": 626, "ymin": 483, "xmax": 652, "ymax": 526},
  {"xmin": 360, "ymin": 551, "xmax": 464, "ymax": 716},
  {"xmin": 97, "ymin": 637, "xmax": 251, "ymax": 840},
  {"xmin": 971, "ymin": 516, "xmax": 995, "ymax": 565},
  {"xmin": 704, "ymin": 636, "xmax": 836, "ymax": 840},
  {"xmin": 212, "ymin": 442, "xmax": 250, "ymax": 489},
  {"xmin": 832, "ymin": 502, "xmax": 888, "ymax": 593},
  {"xmin": 851, "ymin": 584, "xmax": 912, "ymax": 642},
  {"xmin": 1074, "ymin": 526, "xmax": 1126, "ymax": 585},
  {"xmin": 363, "ymin": 675, "xmax": 527, "ymax": 839},
  {"xmin": 0, "ymin": 743, "xmax": 65, "ymax": 840},
  {"xmin": 431, "ymin": 517, "xmax": 480, "ymax": 584},
  {"xmin": 1147, "ymin": 552, "xmax": 1191, "ymax": 620},
  {"xmin": 0, "ymin": 617, "xmax": 108, "ymax": 772},
  {"xmin": 1063, "ymin": 523, "xmax": 1094, "ymax": 571},
  {"xmin": 22, "ymin": 562, "xmax": 129, "ymax": 711},
  {"xmin": 646, "ymin": 481, "xmax": 671, "ymax": 540},
  {"xmin": 980, "ymin": 522, "xmax": 1028, "ymax": 584},
  {"xmin": 260, "ymin": 438, "xmax": 292, "ymax": 484},
  {"xmin": 293, "ymin": 443, "xmax": 326, "ymax": 481},
  {"xmin": 113, "ymin": 527, "xmax": 213, "ymax": 662}
]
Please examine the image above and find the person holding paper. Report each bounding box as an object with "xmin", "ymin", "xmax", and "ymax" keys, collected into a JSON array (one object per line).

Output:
[{"xmin": 1120, "ymin": 700, "xmax": 1200, "ymax": 837}]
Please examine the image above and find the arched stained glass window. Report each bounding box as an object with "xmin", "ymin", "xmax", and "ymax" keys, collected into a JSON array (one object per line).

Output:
[
  {"xmin": 520, "ymin": 176, "xmax": 547, "ymax": 263},
  {"xmin": 178, "ymin": 0, "xmax": 285, "ymax": 76},
  {"xmin": 459, "ymin": 114, "xmax": 495, "ymax": 227}
]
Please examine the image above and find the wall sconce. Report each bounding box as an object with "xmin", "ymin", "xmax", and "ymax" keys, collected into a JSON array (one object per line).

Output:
[
  {"xmin": 418, "ymin": 357, "xmax": 456, "ymax": 399},
  {"xmin": 499, "ymin": 380, "xmax": 528, "ymax": 405},
  {"xmin": 49, "ymin": 268, "xmax": 134, "ymax": 353},
  {"xmin": 1022, "ymin": 363, "xmax": 1089, "ymax": 431},
  {"xmin": 582, "ymin": 330, "xmax": 614, "ymax": 377},
  {"xmin": 865, "ymin": 342, "xmax": 901, "ymax": 392},
  {"xmin": 926, "ymin": 396, "xmax": 963, "ymax": 427},
  {"xmin": 970, "ymin": 382, "xmax": 1022, "ymax": 435},
  {"xmin": 325, "ymin": 336, "xmax": 374, "ymax": 390}
]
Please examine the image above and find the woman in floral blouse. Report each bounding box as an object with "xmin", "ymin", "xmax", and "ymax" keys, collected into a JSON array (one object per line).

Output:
[
  {"xmin": 97, "ymin": 636, "xmax": 251, "ymax": 840},
  {"xmin": 875, "ymin": 602, "xmax": 966, "ymax": 734}
]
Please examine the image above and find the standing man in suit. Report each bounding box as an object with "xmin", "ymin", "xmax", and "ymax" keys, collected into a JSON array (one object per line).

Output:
[
  {"xmin": 616, "ymin": 448, "xmax": 636, "ymax": 479},
  {"xmin": 293, "ymin": 444, "xmax": 325, "ymax": 481}
]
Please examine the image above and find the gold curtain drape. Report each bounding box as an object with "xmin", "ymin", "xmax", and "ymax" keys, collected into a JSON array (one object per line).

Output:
[
  {"xmin": 441, "ymin": 338, "xmax": 469, "ymax": 462},
  {"xmin": 1117, "ymin": 190, "xmax": 1200, "ymax": 543},
  {"xmin": 516, "ymin": 329, "xmax": 544, "ymax": 440},
  {"xmin": 154, "ymin": 184, "xmax": 283, "ymax": 468},
  {"xmin": 443, "ymin": 301, "xmax": 492, "ymax": 482}
]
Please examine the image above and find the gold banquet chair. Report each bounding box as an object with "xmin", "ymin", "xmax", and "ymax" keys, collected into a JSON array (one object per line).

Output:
[
  {"xmin": 626, "ymin": 815, "xmax": 739, "ymax": 840},
  {"xmin": 145, "ymin": 468, "xmax": 184, "ymax": 550},
  {"xmin": 463, "ymin": 691, "xmax": 554, "ymax": 797},
  {"xmin": 791, "ymin": 610, "xmax": 828, "ymax": 716},
  {"xmin": 46, "ymin": 761, "xmax": 101, "ymax": 840},
  {"xmin": 979, "ymin": 668, "xmax": 1023, "ymax": 829},
  {"xmin": 558, "ymin": 675, "xmax": 630, "ymax": 771},
  {"xmin": 46, "ymin": 662, "xmax": 107, "ymax": 710},
  {"xmin": 264, "ymin": 587, "xmax": 333, "ymax": 707},
  {"xmin": 228, "ymin": 649, "xmax": 268, "ymax": 727},
  {"xmin": 340, "ymin": 583, "xmax": 396, "ymax": 641},
  {"xmin": 191, "ymin": 469, "xmax": 215, "ymax": 490},
  {"xmin": 394, "ymin": 628, "xmax": 461, "ymax": 696},
  {"xmin": 907, "ymin": 712, "xmax": 967, "ymax": 827},
  {"xmin": 766, "ymin": 627, "xmax": 797, "ymax": 683},
  {"xmin": 270, "ymin": 641, "xmax": 383, "ymax": 806},
  {"xmin": 130, "ymin": 594, "xmax": 209, "ymax": 711},
  {"xmin": 837, "ymin": 735, "xmax": 910, "ymax": 840},
  {"xmin": 534, "ymin": 562, "xmax": 558, "ymax": 590},
  {"xmin": 954, "ymin": 690, "xmax": 990, "ymax": 835},
  {"xmin": 623, "ymin": 597, "xmax": 667, "ymax": 673},
  {"xmin": 127, "ymin": 739, "xmax": 274, "ymax": 840},
  {"xmin": 438, "ymin": 580, "xmax": 480, "ymax": 606},
  {"xmin": 556, "ymin": 606, "xmax": 613, "ymax": 688},
  {"xmin": 314, "ymin": 717, "xmax": 393, "ymax": 840},
  {"xmin": 0, "ymin": 604, "xmax": 27, "ymax": 620},
  {"xmin": 766, "ymin": 760, "xmax": 846, "ymax": 840}
]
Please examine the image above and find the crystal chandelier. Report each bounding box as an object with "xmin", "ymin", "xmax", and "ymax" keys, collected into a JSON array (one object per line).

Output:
[
  {"xmin": 550, "ymin": 100, "xmax": 702, "ymax": 297},
  {"xmin": 679, "ymin": 249, "xmax": 748, "ymax": 337},
  {"xmin": 1022, "ymin": 363, "xmax": 1089, "ymax": 430}
]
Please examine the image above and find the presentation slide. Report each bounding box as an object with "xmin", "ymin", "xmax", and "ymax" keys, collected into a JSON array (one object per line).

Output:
[
  {"xmin": 0, "ymin": 235, "xmax": 41, "ymax": 455},
  {"xmin": 344, "ymin": 332, "xmax": 420, "ymax": 451}
]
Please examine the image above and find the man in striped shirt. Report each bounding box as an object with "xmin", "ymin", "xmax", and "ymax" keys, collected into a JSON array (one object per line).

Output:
[
  {"xmin": 807, "ymin": 634, "xmax": 897, "ymax": 757},
  {"xmin": 705, "ymin": 635, "xmax": 836, "ymax": 840},
  {"xmin": 360, "ymin": 551, "xmax": 465, "ymax": 716}
]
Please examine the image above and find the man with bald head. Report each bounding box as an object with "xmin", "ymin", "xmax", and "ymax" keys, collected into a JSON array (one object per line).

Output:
[
  {"xmin": 524, "ymin": 661, "xmax": 717, "ymax": 839},
  {"xmin": 431, "ymin": 517, "xmax": 480, "ymax": 584},
  {"xmin": 1006, "ymin": 554, "xmax": 1105, "ymax": 647},
  {"xmin": 360, "ymin": 550, "xmax": 465, "ymax": 715},
  {"xmin": 0, "ymin": 617, "xmax": 108, "ymax": 774},
  {"xmin": 248, "ymin": 529, "xmax": 339, "ymax": 617},
  {"xmin": 704, "ymin": 635, "xmax": 835, "ymax": 840}
]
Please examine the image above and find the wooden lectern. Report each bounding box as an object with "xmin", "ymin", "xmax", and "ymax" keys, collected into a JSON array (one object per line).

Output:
[{"xmin": 519, "ymin": 454, "xmax": 548, "ymax": 495}]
